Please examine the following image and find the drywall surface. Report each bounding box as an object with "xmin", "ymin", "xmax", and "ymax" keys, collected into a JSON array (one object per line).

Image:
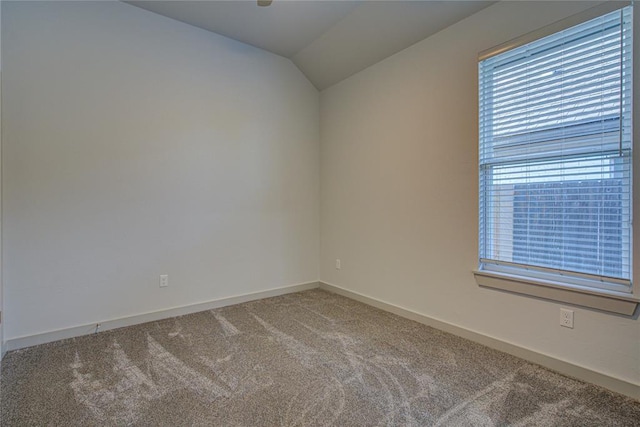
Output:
[
  {"xmin": 2, "ymin": 1, "xmax": 319, "ymax": 340},
  {"xmin": 320, "ymin": 1, "xmax": 640, "ymax": 385}
]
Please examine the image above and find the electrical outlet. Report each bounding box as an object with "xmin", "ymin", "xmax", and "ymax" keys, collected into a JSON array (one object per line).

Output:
[
  {"xmin": 560, "ymin": 308, "xmax": 574, "ymax": 328},
  {"xmin": 335, "ymin": 259, "xmax": 341, "ymax": 269},
  {"xmin": 160, "ymin": 274, "xmax": 169, "ymax": 288}
]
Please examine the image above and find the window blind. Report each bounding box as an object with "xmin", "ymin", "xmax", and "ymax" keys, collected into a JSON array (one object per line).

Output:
[{"xmin": 479, "ymin": 5, "xmax": 633, "ymax": 292}]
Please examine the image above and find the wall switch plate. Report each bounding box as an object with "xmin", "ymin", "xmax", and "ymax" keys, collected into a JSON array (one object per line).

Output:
[
  {"xmin": 335, "ymin": 259, "xmax": 341, "ymax": 269},
  {"xmin": 160, "ymin": 274, "xmax": 169, "ymax": 288},
  {"xmin": 560, "ymin": 308, "xmax": 574, "ymax": 328}
]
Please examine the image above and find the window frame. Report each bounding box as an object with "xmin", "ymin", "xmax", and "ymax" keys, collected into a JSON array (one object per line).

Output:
[{"xmin": 473, "ymin": 1, "xmax": 639, "ymax": 315}]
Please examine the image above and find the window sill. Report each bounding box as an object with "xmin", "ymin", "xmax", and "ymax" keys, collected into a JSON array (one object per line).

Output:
[{"xmin": 473, "ymin": 270, "xmax": 639, "ymax": 316}]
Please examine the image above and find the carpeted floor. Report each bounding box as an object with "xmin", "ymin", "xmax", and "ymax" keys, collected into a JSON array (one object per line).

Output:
[{"xmin": 1, "ymin": 289, "xmax": 639, "ymax": 426}]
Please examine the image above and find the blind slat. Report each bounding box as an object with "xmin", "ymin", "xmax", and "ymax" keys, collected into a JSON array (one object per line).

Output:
[{"xmin": 478, "ymin": 5, "xmax": 633, "ymax": 288}]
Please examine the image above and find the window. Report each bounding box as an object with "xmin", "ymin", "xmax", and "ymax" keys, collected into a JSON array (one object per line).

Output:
[{"xmin": 477, "ymin": 5, "xmax": 633, "ymax": 299}]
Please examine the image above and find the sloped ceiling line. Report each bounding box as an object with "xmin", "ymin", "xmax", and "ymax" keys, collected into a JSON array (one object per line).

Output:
[{"xmin": 125, "ymin": 1, "xmax": 495, "ymax": 90}]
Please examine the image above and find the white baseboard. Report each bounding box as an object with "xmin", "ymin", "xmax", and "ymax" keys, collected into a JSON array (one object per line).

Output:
[
  {"xmin": 319, "ymin": 281, "xmax": 640, "ymax": 401},
  {"xmin": 5, "ymin": 279, "xmax": 638, "ymax": 400},
  {"xmin": 5, "ymin": 281, "xmax": 320, "ymax": 353}
]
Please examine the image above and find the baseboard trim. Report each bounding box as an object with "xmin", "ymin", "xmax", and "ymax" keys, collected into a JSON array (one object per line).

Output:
[
  {"xmin": 319, "ymin": 281, "xmax": 639, "ymax": 400},
  {"xmin": 6, "ymin": 280, "xmax": 638, "ymax": 399},
  {"xmin": 5, "ymin": 281, "xmax": 320, "ymax": 352}
]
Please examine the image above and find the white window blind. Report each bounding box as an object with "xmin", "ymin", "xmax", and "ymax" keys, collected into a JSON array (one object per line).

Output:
[{"xmin": 479, "ymin": 5, "xmax": 633, "ymax": 293}]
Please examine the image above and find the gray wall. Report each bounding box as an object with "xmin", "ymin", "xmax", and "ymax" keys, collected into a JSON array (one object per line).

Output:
[
  {"xmin": 2, "ymin": 1, "xmax": 320, "ymax": 340},
  {"xmin": 319, "ymin": 1, "xmax": 640, "ymax": 385}
]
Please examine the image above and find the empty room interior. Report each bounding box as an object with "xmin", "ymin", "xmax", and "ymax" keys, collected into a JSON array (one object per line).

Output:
[{"xmin": 1, "ymin": 0, "xmax": 639, "ymax": 425}]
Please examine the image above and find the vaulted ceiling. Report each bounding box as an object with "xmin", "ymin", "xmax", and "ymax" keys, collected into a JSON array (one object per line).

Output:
[{"xmin": 126, "ymin": 1, "xmax": 495, "ymax": 90}]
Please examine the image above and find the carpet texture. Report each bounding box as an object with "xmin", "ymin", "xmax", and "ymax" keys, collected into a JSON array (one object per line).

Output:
[{"xmin": 1, "ymin": 289, "xmax": 638, "ymax": 426}]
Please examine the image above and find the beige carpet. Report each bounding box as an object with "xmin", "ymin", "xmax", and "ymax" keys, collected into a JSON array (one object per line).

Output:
[{"xmin": 1, "ymin": 289, "xmax": 638, "ymax": 426}]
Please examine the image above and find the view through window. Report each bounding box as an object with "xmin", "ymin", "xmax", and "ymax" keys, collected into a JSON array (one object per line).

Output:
[{"xmin": 478, "ymin": 5, "xmax": 633, "ymax": 293}]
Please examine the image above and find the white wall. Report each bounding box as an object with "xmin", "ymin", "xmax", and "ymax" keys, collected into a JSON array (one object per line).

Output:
[
  {"xmin": 320, "ymin": 1, "xmax": 640, "ymax": 386},
  {"xmin": 2, "ymin": 1, "xmax": 319, "ymax": 341}
]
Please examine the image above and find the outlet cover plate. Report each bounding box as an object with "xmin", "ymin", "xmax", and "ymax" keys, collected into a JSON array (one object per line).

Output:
[
  {"xmin": 560, "ymin": 308, "xmax": 574, "ymax": 328},
  {"xmin": 160, "ymin": 274, "xmax": 169, "ymax": 288}
]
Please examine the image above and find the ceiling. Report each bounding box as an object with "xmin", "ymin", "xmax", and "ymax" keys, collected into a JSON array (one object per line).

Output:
[{"xmin": 126, "ymin": 1, "xmax": 495, "ymax": 90}]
